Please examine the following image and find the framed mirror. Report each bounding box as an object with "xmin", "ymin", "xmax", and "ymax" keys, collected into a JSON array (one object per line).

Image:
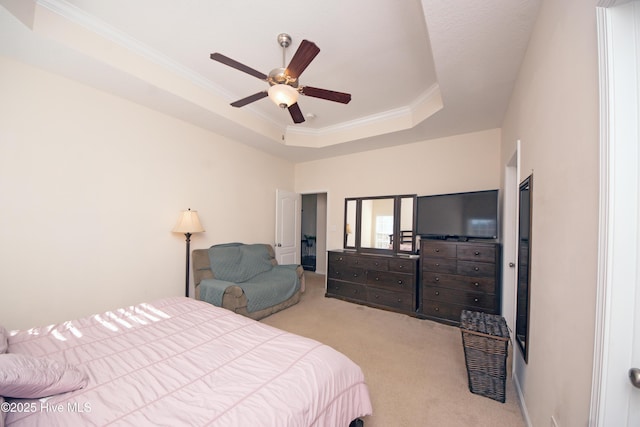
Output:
[
  {"xmin": 344, "ymin": 199, "xmax": 357, "ymax": 248},
  {"xmin": 343, "ymin": 194, "xmax": 417, "ymax": 254},
  {"xmin": 360, "ymin": 197, "xmax": 395, "ymax": 251},
  {"xmin": 516, "ymin": 175, "xmax": 532, "ymax": 362}
]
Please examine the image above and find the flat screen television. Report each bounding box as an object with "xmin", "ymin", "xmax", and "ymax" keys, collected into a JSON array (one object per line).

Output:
[{"xmin": 417, "ymin": 190, "xmax": 498, "ymax": 240}]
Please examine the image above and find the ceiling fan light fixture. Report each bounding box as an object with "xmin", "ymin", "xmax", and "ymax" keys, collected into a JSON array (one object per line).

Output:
[{"xmin": 268, "ymin": 84, "xmax": 299, "ymax": 108}]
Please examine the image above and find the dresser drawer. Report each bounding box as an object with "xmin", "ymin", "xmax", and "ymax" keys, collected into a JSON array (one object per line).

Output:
[
  {"xmin": 422, "ymin": 300, "xmax": 499, "ymax": 323},
  {"xmin": 421, "ymin": 300, "xmax": 463, "ymax": 322},
  {"xmin": 349, "ymin": 256, "xmax": 389, "ymax": 271},
  {"xmin": 457, "ymin": 261, "xmax": 495, "ymax": 278},
  {"xmin": 421, "ymin": 272, "xmax": 495, "ymax": 293},
  {"xmin": 422, "ymin": 286, "xmax": 495, "ymax": 311},
  {"xmin": 388, "ymin": 257, "xmax": 416, "ymax": 273},
  {"xmin": 327, "ymin": 266, "xmax": 366, "ymax": 284},
  {"xmin": 368, "ymin": 287, "xmax": 414, "ymax": 311},
  {"xmin": 421, "ymin": 257, "xmax": 457, "ymax": 274},
  {"xmin": 328, "ymin": 252, "xmax": 355, "ymax": 265},
  {"xmin": 420, "ymin": 241, "xmax": 456, "ymax": 258},
  {"xmin": 327, "ymin": 279, "xmax": 367, "ymax": 300},
  {"xmin": 457, "ymin": 244, "xmax": 496, "ymax": 262},
  {"xmin": 367, "ymin": 270, "xmax": 414, "ymax": 291}
]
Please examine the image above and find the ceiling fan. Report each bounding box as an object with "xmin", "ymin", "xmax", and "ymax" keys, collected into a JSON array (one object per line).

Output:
[{"xmin": 210, "ymin": 33, "xmax": 352, "ymax": 124}]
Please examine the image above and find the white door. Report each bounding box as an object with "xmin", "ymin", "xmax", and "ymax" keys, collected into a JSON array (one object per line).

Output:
[
  {"xmin": 592, "ymin": 2, "xmax": 640, "ymax": 425},
  {"xmin": 275, "ymin": 189, "xmax": 301, "ymax": 265},
  {"xmin": 502, "ymin": 142, "xmax": 520, "ymax": 335}
]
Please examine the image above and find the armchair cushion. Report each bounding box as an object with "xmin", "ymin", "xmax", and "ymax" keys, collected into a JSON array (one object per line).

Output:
[{"xmin": 208, "ymin": 243, "xmax": 274, "ymax": 283}]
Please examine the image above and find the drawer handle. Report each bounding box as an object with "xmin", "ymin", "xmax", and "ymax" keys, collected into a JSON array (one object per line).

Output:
[
  {"xmin": 435, "ymin": 291, "xmax": 440, "ymax": 296},
  {"xmin": 375, "ymin": 277, "xmax": 380, "ymax": 281},
  {"xmin": 375, "ymin": 294, "xmax": 380, "ymax": 299},
  {"xmin": 435, "ymin": 263, "xmax": 440, "ymax": 267},
  {"xmin": 474, "ymin": 251, "xmax": 480, "ymax": 256},
  {"xmin": 338, "ymin": 257, "xmax": 343, "ymax": 261},
  {"xmin": 399, "ymin": 265, "xmax": 404, "ymax": 269},
  {"xmin": 353, "ymin": 289, "xmax": 359, "ymax": 294},
  {"xmin": 375, "ymin": 262, "xmax": 379, "ymax": 266},
  {"xmin": 474, "ymin": 282, "xmax": 480, "ymax": 287},
  {"xmin": 397, "ymin": 298, "xmax": 402, "ymax": 303},
  {"xmin": 435, "ymin": 248, "xmax": 440, "ymax": 253},
  {"xmin": 353, "ymin": 273, "xmax": 359, "ymax": 278},
  {"xmin": 435, "ymin": 277, "xmax": 440, "ymax": 282},
  {"xmin": 435, "ymin": 307, "xmax": 439, "ymax": 312},
  {"xmin": 397, "ymin": 280, "xmax": 403, "ymax": 285},
  {"xmin": 474, "ymin": 298, "xmax": 479, "ymax": 302},
  {"xmin": 474, "ymin": 267, "xmax": 480, "ymax": 271}
]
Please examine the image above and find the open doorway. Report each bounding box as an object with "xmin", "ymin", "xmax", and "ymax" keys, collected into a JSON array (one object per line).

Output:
[{"xmin": 301, "ymin": 193, "xmax": 328, "ymax": 274}]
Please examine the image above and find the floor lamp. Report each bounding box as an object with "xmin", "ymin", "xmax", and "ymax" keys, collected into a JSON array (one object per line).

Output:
[{"xmin": 172, "ymin": 208, "xmax": 204, "ymax": 297}]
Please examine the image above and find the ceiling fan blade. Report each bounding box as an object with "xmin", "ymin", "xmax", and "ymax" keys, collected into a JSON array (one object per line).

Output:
[
  {"xmin": 301, "ymin": 86, "xmax": 352, "ymax": 104},
  {"xmin": 285, "ymin": 40, "xmax": 320, "ymax": 79},
  {"xmin": 210, "ymin": 53, "xmax": 268, "ymax": 80},
  {"xmin": 230, "ymin": 91, "xmax": 268, "ymax": 107},
  {"xmin": 288, "ymin": 103, "xmax": 305, "ymax": 124}
]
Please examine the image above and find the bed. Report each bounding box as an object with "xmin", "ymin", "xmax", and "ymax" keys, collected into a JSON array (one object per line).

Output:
[{"xmin": 1, "ymin": 297, "xmax": 372, "ymax": 426}]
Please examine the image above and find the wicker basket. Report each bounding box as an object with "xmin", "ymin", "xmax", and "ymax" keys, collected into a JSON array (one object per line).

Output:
[{"xmin": 460, "ymin": 310, "xmax": 510, "ymax": 403}]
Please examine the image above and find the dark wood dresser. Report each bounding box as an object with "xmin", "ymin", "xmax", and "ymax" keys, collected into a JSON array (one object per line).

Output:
[
  {"xmin": 419, "ymin": 239, "xmax": 501, "ymax": 325},
  {"xmin": 327, "ymin": 250, "xmax": 419, "ymax": 315}
]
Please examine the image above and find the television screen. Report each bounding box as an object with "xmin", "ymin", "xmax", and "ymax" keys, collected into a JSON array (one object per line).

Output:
[{"xmin": 417, "ymin": 190, "xmax": 498, "ymax": 239}]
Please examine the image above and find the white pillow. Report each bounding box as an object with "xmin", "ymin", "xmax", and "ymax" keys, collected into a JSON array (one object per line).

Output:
[
  {"xmin": 0, "ymin": 353, "xmax": 87, "ymax": 399},
  {"xmin": 0, "ymin": 326, "xmax": 8, "ymax": 354}
]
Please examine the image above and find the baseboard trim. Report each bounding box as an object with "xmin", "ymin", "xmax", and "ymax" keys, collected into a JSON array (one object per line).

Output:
[{"xmin": 512, "ymin": 375, "xmax": 532, "ymax": 427}]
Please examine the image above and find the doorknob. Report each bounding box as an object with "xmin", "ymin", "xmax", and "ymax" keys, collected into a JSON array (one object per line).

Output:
[
  {"xmin": 509, "ymin": 262, "xmax": 515, "ymax": 268},
  {"xmin": 630, "ymin": 368, "xmax": 640, "ymax": 388}
]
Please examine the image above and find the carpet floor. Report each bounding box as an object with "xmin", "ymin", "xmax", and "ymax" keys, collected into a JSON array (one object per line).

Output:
[{"xmin": 261, "ymin": 272, "xmax": 527, "ymax": 427}]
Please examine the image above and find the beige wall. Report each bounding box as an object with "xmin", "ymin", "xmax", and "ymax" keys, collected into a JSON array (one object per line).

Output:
[
  {"xmin": 295, "ymin": 128, "xmax": 502, "ymax": 251},
  {"xmin": 500, "ymin": 0, "xmax": 600, "ymax": 425},
  {"xmin": 0, "ymin": 56, "xmax": 295, "ymax": 329}
]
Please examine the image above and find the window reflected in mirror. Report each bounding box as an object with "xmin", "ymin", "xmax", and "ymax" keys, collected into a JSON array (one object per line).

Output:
[{"xmin": 360, "ymin": 198, "xmax": 395, "ymax": 250}]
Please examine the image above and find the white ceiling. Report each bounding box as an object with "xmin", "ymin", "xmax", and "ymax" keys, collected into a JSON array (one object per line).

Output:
[{"xmin": 0, "ymin": 0, "xmax": 540, "ymax": 162}]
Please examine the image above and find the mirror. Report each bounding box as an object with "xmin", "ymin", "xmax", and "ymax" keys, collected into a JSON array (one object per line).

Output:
[
  {"xmin": 344, "ymin": 199, "xmax": 357, "ymax": 248},
  {"xmin": 343, "ymin": 194, "xmax": 417, "ymax": 254},
  {"xmin": 360, "ymin": 197, "xmax": 395, "ymax": 250},
  {"xmin": 398, "ymin": 196, "xmax": 415, "ymax": 252},
  {"xmin": 516, "ymin": 175, "xmax": 532, "ymax": 363}
]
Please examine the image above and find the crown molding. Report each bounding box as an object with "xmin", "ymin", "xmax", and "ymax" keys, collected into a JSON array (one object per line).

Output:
[
  {"xmin": 31, "ymin": 0, "xmax": 443, "ymax": 149},
  {"xmin": 283, "ymin": 84, "xmax": 442, "ymax": 148},
  {"xmin": 35, "ymin": 0, "xmax": 228, "ymax": 96}
]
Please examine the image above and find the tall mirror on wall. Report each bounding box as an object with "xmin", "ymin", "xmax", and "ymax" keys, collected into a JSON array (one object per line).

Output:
[
  {"xmin": 343, "ymin": 195, "xmax": 417, "ymax": 254},
  {"xmin": 516, "ymin": 175, "xmax": 532, "ymax": 363}
]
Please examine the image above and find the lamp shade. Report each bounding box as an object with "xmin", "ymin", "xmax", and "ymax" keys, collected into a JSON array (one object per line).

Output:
[
  {"xmin": 172, "ymin": 209, "xmax": 204, "ymax": 233},
  {"xmin": 268, "ymin": 84, "xmax": 299, "ymax": 108}
]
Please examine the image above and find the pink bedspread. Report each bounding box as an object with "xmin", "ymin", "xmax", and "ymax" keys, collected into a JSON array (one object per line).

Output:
[{"xmin": 5, "ymin": 297, "xmax": 372, "ymax": 426}]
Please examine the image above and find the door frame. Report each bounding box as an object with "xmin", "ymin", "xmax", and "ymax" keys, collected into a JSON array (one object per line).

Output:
[
  {"xmin": 591, "ymin": 1, "xmax": 640, "ymax": 425},
  {"xmin": 300, "ymin": 190, "xmax": 329, "ymax": 275}
]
